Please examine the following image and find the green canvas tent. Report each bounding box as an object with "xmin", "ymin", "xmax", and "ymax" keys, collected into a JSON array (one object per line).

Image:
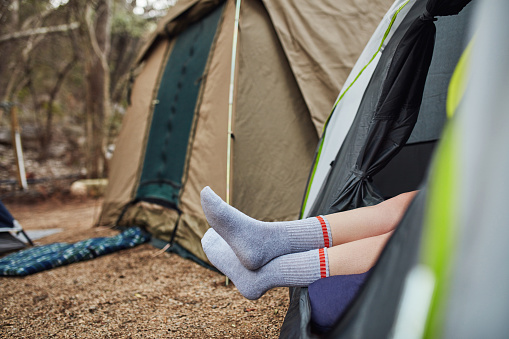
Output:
[{"xmin": 97, "ymin": 0, "xmax": 394, "ymax": 264}]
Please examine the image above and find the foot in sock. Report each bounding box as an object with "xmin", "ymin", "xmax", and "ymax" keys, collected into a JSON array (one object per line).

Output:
[
  {"xmin": 201, "ymin": 228, "xmax": 329, "ymax": 300},
  {"xmin": 200, "ymin": 186, "xmax": 332, "ymax": 270}
]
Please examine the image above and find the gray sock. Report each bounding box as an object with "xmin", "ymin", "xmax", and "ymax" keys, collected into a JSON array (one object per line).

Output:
[
  {"xmin": 201, "ymin": 229, "xmax": 329, "ymax": 300},
  {"xmin": 200, "ymin": 186, "xmax": 332, "ymax": 270}
]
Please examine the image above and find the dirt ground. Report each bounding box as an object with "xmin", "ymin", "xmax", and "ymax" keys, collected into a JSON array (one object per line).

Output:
[{"xmin": 0, "ymin": 198, "xmax": 289, "ymax": 338}]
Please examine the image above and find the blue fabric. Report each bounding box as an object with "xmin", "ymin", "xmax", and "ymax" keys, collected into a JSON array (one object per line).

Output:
[
  {"xmin": 308, "ymin": 270, "xmax": 371, "ymax": 333},
  {"xmin": 0, "ymin": 227, "xmax": 150, "ymax": 276},
  {"xmin": 0, "ymin": 200, "xmax": 15, "ymax": 228}
]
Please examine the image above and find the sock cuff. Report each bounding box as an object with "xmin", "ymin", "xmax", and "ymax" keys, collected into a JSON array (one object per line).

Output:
[
  {"xmin": 286, "ymin": 217, "xmax": 325, "ymax": 252},
  {"xmin": 279, "ymin": 249, "xmax": 322, "ymax": 286},
  {"xmin": 319, "ymin": 247, "xmax": 330, "ymax": 278},
  {"xmin": 317, "ymin": 215, "xmax": 333, "ymax": 248}
]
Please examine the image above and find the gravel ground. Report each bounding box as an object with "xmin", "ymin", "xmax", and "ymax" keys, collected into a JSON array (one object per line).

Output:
[{"xmin": 0, "ymin": 198, "xmax": 288, "ymax": 338}]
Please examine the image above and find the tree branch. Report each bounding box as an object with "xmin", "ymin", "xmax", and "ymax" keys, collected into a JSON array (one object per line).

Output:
[
  {"xmin": 85, "ymin": 4, "xmax": 109, "ymax": 74},
  {"xmin": 0, "ymin": 22, "xmax": 80, "ymax": 43}
]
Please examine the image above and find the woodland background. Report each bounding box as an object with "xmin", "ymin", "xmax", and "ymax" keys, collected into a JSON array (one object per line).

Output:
[
  {"xmin": 0, "ymin": 0, "xmax": 177, "ymax": 198},
  {"xmin": 0, "ymin": 4, "xmax": 289, "ymax": 337}
]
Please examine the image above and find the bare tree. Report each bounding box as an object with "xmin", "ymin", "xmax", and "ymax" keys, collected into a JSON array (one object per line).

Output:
[
  {"xmin": 0, "ymin": 2, "xmax": 81, "ymax": 161},
  {"xmin": 41, "ymin": 52, "xmax": 79, "ymax": 159},
  {"xmin": 0, "ymin": 0, "xmax": 19, "ymax": 101},
  {"xmin": 0, "ymin": 22, "xmax": 80, "ymax": 43},
  {"xmin": 0, "ymin": 2, "xmax": 77, "ymax": 103},
  {"xmin": 0, "ymin": 0, "xmax": 172, "ymax": 178},
  {"xmin": 83, "ymin": 0, "xmax": 113, "ymax": 178}
]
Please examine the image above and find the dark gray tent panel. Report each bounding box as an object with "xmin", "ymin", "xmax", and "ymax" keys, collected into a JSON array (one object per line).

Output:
[
  {"xmin": 306, "ymin": 0, "xmax": 473, "ymax": 217},
  {"xmin": 280, "ymin": 0, "xmax": 473, "ymax": 337},
  {"xmin": 422, "ymin": 0, "xmax": 509, "ymax": 337},
  {"xmin": 0, "ymin": 201, "xmax": 15, "ymax": 229},
  {"xmin": 326, "ymin": 187, "xmax": 429, "ymax": 338},
  {"xmin": 374, "ymin": 1, "xmax": 474, "ymax": 197},
  {"xmin": 0, "ymin": 233, "xmax": 26, "ymax": 254}
]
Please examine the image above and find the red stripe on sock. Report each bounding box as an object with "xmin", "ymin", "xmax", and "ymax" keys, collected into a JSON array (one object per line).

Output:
[
  {"xmin": 317, "ymin": 216, "xmax": 330, "ymax": 248},
  {"xmin": 319, "ymin": 248, "xmax": 327, "ymax": 278}
]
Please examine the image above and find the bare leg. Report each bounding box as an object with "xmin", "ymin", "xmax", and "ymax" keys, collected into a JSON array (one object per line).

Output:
[
  {"xmin": 326, "ymin": 191, "xmax": 417, "ymax": 246},
  {"xmin": 327, "ymin": 232, "xmax": 393, "ymax": 275}
]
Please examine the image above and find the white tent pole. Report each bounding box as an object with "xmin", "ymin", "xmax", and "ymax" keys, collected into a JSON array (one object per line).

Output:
[
  {"xmin": 226, "ymin": 0, "xmax": 241, "ymax": 206},
  {"xmin": 10, "ymin": 105, "xmax": 28, "ymax": 190}
]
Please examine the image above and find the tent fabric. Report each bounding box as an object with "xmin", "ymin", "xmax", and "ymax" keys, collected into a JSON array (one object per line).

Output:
[
  {"xmin": 301, "ymin": 0, "xmax": 415, "ymax": 218},
  {"xmin": 262, "ymin": 0, "xmax": 395, "ymax": 134},
  {"xmin": 406, "ymin": 42, "xmax": 472, "ymax": 336},
  {"xmin": 0, "ymin": 233, "xmax": 26, "ymax": 253},
  {"xmin": 326, "ymin": 188, "xmax": 428, "ymax": 338},
  {"xmin": 371, "ymin": 140, "xmax": 436, "ymax": 198},
  {"xmin": 231, "ymin": 0, "xmax": 317, "ymax": 219},
  {"xmin": 135, "ymin": 3, "xmax": 225, "ymax": 207},
  {"xmin": 136, "ymin": 0, "xmax": 222, "ymax": 64},
  {"xmin": 304, "ymin": 0, "xmax": 472, "ymax": 217},
  {"xmin": 421, "ymin": 1, "xmax": 509, "ymax": 337},
  {"xmin": 178, "ymin": 0, "xmax": 235, "ymax": 215},
  {"xmin": 304, "ymin": 0, "xmax": 430, "ymax": 218},
  {"xmin": 99, "ymin": 0, "xmax": 394, "ymax": 265},
  {"xmin": 99, "ymin": 39, "xmax": 172, "ymax": 226},
  {"xmin": 0, "ymin": 200, "xmax": 31, "ymax": 253},
  {"xmin": 382, "ymin": 3, "xmax": 509, "ymax": 336},
  {"xmin": 446, "ymin": 13, "xmax": 509, "ymax": 339},
  {"xmin": 311, "ymin": 0, "xmax": 472, "ymax": 216},
  {"xmin": 117, "ymin": 200, "xmax": 210, "ymax": 264},
  {"xmin": 302, "ymin": 0, "xmax": 474, "ymax": 217},
  {"xmin": 0, "ymin": 200, "xmax": 15, "ymax": 229},
  {"xmin": 0, "ymin": 227, "xmax": 150, "ymax": 276},
  {"xmin": 409, "ymin": 4, "xmax": 473, "ymax": 143}
]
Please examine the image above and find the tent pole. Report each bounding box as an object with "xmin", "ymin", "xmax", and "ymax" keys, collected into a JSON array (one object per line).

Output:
[
  {"xmin": 226, "ymin": 0, "xmax": 241, "ymax": 206},
  {"xmin": 10, "ymin": 105, "xmax": 28, "ymax": 190},
  {"xmin": 225, "ymin": 0, "xmax": 242, "ymax": 286}
]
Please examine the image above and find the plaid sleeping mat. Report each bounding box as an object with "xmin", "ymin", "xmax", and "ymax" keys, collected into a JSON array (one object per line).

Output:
[{"xmin": 0, "ymin": 227, "xmax": 150, "ymax": 276}]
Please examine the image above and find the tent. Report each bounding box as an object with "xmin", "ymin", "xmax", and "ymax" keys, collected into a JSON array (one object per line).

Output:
[
  {"xmin": 0, "ymin": 200, "xmax": 32, "ymax": 253},
  {"xmin": 279, "ymin": 0, "xmax": 474, "ymax": 336},
  {"xmin": 97, "ymin": 0, "xmax": 394, "ymax": 264},
  {"xmin": 315, "ymin": 1, "xmax": 509, "ymax": 336}
]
